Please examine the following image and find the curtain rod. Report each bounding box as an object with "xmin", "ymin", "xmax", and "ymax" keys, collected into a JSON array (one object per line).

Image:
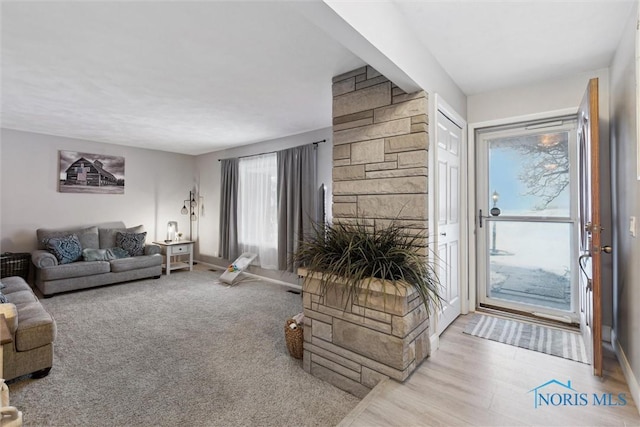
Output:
[{"xmin": 217, "ymin": 139, "xmax": 326, "ymax": 162}]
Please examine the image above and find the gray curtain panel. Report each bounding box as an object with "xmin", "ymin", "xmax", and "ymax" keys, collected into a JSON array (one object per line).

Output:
[
  {"xmin": 219, "ymin": 158, "xmax": 239, "ymax": 261},
  {"xmin": 277, "ymin": 144, "xmax": 317, "ymax": 272}
]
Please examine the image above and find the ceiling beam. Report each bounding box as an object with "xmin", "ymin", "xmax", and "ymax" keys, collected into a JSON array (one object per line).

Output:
[
  {"xmin": 290, "ymin": 1, "xmax": 466, "ymax": 115},
  {"xmin": 288, "ymin": 1, "xmax": 422, "ymax": 94}
]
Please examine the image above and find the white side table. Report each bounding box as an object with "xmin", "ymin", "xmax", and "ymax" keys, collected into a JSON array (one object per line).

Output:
[{"xmin": 153, "ymin": 241, "xmax": 194, "ymax": 275}]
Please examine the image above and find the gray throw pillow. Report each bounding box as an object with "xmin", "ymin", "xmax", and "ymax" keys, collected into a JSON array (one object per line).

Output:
[
  {"xmin": 44, "ymin": 234, "xmax": 83, "ymax": 264},
  {"xmin": 82, "ymin": 248, "xmax": 106, "ymax": 261},
  {"xmin": 108, "ymin": 247, "xmax": 130, "ymax": 259},
  {"xmin": 82, "ymin": 247, "xmax": 130, "ymax": 261},
  {"xmin": 116, "ymin": 232, "xmax": 146, "ymax": 257}
]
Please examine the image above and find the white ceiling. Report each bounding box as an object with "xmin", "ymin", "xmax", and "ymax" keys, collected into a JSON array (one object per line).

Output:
[
  {"xmin": 1, "ymin": 2, "xmax": 364, "ymax": 155},
  {"xmin": 1, "ymin": 1, "xmax": 635, "ymax": 155},
  {"xmin": 395, "ymin": 0, "xmax": 635, "ymax": 95}
]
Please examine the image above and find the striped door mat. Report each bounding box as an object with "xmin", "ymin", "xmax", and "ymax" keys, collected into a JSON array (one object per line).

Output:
[{"xmin": 463, "ymin": 313, "xmax": 589, "ymax": 364}]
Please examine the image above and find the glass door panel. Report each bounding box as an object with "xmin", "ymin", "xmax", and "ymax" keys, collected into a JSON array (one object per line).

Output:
[
  {"xmin": 477, "ymin": 120, "xmax": 578, "ymax": 321},
  {"xmin": 488, "ymin": 131, "xmax": 570, "ymax": 217},
  {"xmin": 488, "ymin": 221, "xmax": 573, "ymax": 312}
]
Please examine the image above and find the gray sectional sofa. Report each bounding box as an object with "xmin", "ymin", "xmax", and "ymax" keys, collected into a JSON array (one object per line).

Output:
[
  {"xmin": 0, "ymin": 276, "xmax": 56, "ymax": 381},
  {"xmin": 31, "ymin": 222, "xmax": 162, "ymax": 296}
]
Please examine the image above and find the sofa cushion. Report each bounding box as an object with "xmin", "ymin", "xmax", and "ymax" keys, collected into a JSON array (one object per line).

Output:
[
  {"xmin": 14, "ymin": 302, "xmax": 56, "ymax": 352},
  {"xmin": 82, "ymin": 247, "xmax": 129, "ymax": 261},
  {"xmin": 99, "ymin": 225, "xmax": 144, "ymax": 249},
  {"xmin": 5, "ymin": 290, "xmax": 38, "ymax": 306},
  {"xmin": 0, "ymin": 276, "xmax": 32, "ymax": 294},
  {"xmin": 110, "ymin": 254, "xmax": 162, "ymax": 273},
  {"xmin": 39, "ymin": 261, "xmax": 110, "ymax": 281},
  {"xmin": 37, "ymin": 226, "xmax": 99, "ymax": 250},
  {"xmin": 116, "ymin": 232, "xmax": 146, "ymax": 257},
  {"xmin": 44, "ymin": 234, "xmax": 83, "ymax": 264}
]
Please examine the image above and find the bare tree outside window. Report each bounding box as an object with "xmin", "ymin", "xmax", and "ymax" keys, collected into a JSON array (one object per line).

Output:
[
  {"xmin": 491, "ymin": 132, "xmax": 569, "ymax": 210},
  {"xmin": 516, "ymin": 133, "xmax": 569, "ymax": 210}
]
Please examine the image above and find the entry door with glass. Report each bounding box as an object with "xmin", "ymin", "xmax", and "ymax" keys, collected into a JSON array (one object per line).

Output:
[{"xmin": 476, "ymin": 120, "xmax": 578, "ymax": 322}]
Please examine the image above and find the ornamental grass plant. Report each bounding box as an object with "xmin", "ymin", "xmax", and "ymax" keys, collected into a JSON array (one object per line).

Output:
[{"xmin": 294, "ymin": 218, "xmax": 443, "ymax": 314}]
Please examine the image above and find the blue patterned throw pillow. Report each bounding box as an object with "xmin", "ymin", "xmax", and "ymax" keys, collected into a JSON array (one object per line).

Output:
[
  {"xmin": 0, "ymin": 291, "xmax": 7, "ymax": 303},
  {"xmin": 116, "ymin": 232, "xmax": 147, "ymax": 257},
  {"xmin": 44, "ymin": 234, "xmax": 83, "ymax": 264}
]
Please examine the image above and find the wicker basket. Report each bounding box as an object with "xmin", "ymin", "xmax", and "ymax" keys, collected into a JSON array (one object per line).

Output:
[
  {"xmin": 1, "ymin": 252, "xmax": 31, "ymax": 281},
  {"xmin": 284, "ymin": 318, "xmax": 304, "ymax": 359}
]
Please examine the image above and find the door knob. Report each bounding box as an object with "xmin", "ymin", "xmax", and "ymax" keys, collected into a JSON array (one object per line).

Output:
[
  {"xmin": 601, "ymin": 245, "xmax": 613, "ymax": 254},
  {"xmin": 439, "ymin": 232, "xmax": 447, "ymax": 236}
]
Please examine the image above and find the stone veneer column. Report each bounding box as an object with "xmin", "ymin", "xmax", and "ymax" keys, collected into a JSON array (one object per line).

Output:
[
  {"xmin": 300, "ymin": 66, "xmax": 431, "ymax": 398},
  {"xmin": 332, "ymin": 65, "xmax": 429, "ymax": 247}
]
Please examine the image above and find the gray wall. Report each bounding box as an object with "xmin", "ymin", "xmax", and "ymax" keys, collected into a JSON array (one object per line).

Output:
[
  {"xmin": 0, "ymin": 127, "xmax": 332, "ymax": 270},
  {"xmin": 467, "ymin": 68, "xmax": 615, "ymax": 332},
  {"xmin": 0, "ymin": 129, "xmax": 195, "ymax": 251},
  {"xmin": 610, "ymin": 1, "xmax": 640, "ymax": 401}
]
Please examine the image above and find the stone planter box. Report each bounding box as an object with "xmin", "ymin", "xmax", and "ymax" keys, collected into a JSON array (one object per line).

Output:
[{"xmin": 299, "ymin": 268, "xmax": 430, "ymax": 398}]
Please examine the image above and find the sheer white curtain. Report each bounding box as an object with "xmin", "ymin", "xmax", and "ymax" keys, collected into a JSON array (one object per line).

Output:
[{"xmin": 237, "ymin": 153, "xmax": 278, "ymax": 269}]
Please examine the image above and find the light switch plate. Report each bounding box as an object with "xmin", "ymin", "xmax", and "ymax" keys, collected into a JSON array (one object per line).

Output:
[{"xmin": 630, "ymin": 216, "xmax": 637, "ymax": 237}]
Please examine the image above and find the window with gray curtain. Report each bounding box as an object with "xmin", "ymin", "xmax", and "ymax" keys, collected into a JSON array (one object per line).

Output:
[
  {"xmin": 218, "ymin": 158, "xmax": 239, "ymax": 260},
  {"xmin": 277, "ymin": 144, "xmax": 317, "ymax": 271},
  {"xmin": 219, "ymin": 143, "xmax": 317, "ymax": 271}
]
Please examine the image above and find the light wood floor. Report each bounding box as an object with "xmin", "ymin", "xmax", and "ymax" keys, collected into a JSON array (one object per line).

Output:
[{"xmin": 338, "ymin": 314, "xmax": 640, "ymax": 427}]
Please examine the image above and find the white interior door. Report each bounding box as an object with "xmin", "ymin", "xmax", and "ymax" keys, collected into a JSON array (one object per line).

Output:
[{"xmin": 436, "ymin": 110, "xmax": 462, "ymax": 335}]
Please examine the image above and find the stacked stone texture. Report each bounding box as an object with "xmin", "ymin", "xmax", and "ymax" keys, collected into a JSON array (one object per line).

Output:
[
  {"xmin": 332, "ymin": 66, "xmax": 429, "ymax": 252},
  {"xmin": 302, "ymin": 273, "xmax": 431, "ymax": 398},
  {"xmin": 300, "ymin": 66, "xmax": 431, "ymax": 398}
]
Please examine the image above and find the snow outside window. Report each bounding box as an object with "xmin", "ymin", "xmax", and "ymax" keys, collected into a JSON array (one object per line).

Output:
[{"xmin": 237, "ymin": 153, "xmax": 278, "ymax": 269}]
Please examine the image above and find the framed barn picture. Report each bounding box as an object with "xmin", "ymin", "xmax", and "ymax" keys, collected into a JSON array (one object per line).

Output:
[{"xmin": 58, "ymin": 150, "xmax": 125, "ymax": 194}]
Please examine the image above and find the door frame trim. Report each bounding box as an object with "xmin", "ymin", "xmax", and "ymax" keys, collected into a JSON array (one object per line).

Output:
[
  {"xmin": 467, "ymin": 108, "xmax": 577, "ymax": 315},
  {"xmin": 429, "ymin": 93, "xmax": 467, "ymax": 350},
  {"xmin": 475, "ymin": 118, "xmax": 579, "ymax": 320}
]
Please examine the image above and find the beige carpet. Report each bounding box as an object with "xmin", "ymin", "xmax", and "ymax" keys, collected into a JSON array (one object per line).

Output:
[{"xmin": 7, "ymin": 269, "xmax": 359, "ymax": 426}]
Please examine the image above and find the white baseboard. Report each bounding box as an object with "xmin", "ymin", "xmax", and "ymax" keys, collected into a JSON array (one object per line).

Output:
[{"xmin": 611, "ymin": 329, "xmax": 640, "ymax": 415}]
